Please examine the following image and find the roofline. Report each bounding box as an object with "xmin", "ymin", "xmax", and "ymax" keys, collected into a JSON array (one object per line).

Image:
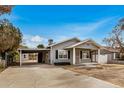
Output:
[
  {"xmin": 49, "ymin": 37, "xmax": 81, "ymax": 47},
  {"xmin": 101, "ymin": 46, "xmax": 120, "ymax": 53},
  {"xmin": 65, "ymin": 39, "xmax": 101, "ymax": 49}
]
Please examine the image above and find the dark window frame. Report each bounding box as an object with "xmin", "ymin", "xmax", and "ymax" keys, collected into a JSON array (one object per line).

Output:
[
  {"xmin": 55, "ymin": 50, "xmax": 58, "ymax": 59},
  {"xmin": 68, "ymin": 50, "xmax": 70, "ymax": 59}
]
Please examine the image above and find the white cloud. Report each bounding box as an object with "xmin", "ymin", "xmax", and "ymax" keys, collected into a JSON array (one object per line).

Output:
[
  {"xmin": 31, "ymin": 35, "xmax": 43, "ymax": 42},
  {"xmin": 54, "ymin": 36, "xmax": 72, "ymax": 43},
  {"xmin": 50, "ymin": 16, "xmax": 119, "ymax": 44},
  {"xmin": 21, "ymin": 16, "xmax": 119, "ymax": 47},
  {"xmin": 22, "ymin": 35, "xmax": 48, "ymax": 48}
]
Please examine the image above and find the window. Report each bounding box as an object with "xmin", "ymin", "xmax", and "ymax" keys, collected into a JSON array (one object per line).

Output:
[{"xmin": 58, "ymin": 50, "xmax": 68, "ymax": 59}]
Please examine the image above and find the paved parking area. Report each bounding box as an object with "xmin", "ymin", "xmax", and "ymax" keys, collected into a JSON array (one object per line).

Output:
[{"xmin": 0, "ymin": 64, "xmax": 119, "ymax": 88}]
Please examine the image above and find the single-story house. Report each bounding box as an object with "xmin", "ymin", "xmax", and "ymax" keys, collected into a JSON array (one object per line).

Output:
[{"xmin": 18, "ymin": 37, "xmax": 119, "ymax": 66}]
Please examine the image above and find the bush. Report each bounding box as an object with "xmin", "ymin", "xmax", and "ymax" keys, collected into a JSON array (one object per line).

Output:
[
  {"xmin": 0, "ymin": 64, "xmax": 4, "ymax": 68},
  {"xmin": 121, "ymin": 55, "xmax": 124, "ymax": 60},
  {"xmin": 0, "ymin": 60, "xmax": 6, "ymax": 68}
]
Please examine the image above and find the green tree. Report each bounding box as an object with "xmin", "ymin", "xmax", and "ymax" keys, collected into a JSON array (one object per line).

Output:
[
  {"xmin": 37, "ymin": 44, "xmax": 44, "ymax": 48},
  {"xmin": 0, "ymin": 19, "xmax": 22, "ymax": 60}
]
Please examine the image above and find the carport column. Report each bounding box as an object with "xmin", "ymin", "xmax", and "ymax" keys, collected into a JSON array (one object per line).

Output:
[
  {"xmin": 113, "ymin": 53, "xmax": 116, "ymax": 59},
  {"xmin": 20, "ymin": 50, "xmax": 22, "ymax": 66},
  {"xmin": 50, "ymin": 47, "xmax": 53, "ymax": 64},
  {"xmin": 73, "ymin": 48, "xmax": 76, "ymax": 65},
  {"xmin": 98, "ymin": 49, "xmax": 100, "ymax": 63}
]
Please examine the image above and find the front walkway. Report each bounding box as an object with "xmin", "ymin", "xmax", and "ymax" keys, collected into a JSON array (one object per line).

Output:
[{"xmin": 0, "ymin": 64, "xmax": 119, "ymax": 88}]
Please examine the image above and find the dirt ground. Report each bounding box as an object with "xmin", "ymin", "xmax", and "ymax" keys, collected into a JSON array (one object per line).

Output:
[
  {"xmin": 63, "ymin": 64, "xmax": 124, "ymax": 87},
  {"xmin": 0, "ymin": 68, "xmax": 4, "ymax": 73},
  {"xmin": 0, "ymin": 64, "xmax": 118, "ymax": 88}
]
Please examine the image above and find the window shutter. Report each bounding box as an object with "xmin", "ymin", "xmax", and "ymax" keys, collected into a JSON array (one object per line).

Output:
[
  {"xmin": 56, "ymin": 50, "xmax": 58, "ymax": 59},
  {"xmin": 68, "ymin": 50, "xmax": 70, "ymax": 59},
  {"xmin": 80, "ymin": 51, "xmax": 82, "ymax": 59}
]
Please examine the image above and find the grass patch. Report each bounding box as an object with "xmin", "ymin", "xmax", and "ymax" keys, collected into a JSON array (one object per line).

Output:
[{"xmin": 0, "ymin": 65, "xmax": 5, "ymax": 73}]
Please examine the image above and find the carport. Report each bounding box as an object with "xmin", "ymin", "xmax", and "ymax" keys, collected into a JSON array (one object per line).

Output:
[{"xmin": 18, "ymin": 48, "xmax": 50, "ymax": 66}]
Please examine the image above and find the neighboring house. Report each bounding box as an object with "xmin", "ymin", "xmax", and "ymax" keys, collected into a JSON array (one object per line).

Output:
[{"xmin": 18, "ymin": 37, "xmax": 119, "ymax": 66}]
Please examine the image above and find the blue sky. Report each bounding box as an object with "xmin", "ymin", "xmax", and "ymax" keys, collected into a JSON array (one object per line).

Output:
[{"xmin": 1, "ymin": 5, "xmax": 124, "ymax": 47}]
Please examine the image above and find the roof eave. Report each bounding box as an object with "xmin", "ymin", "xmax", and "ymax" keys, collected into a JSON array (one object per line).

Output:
[{"xmin": 49, "ymin": 37, "xmax": 80, "ymax": 47}]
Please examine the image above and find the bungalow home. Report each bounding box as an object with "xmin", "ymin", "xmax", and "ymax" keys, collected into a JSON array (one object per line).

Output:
[{"xmin": 18, "ymin": 37, "xmax": 118, "ymax": 66}]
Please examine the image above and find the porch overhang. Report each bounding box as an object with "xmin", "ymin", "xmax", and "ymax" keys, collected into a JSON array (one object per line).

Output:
[
  {"xmin": 18, "ymin": 48, "xmax": 50, "ymax": 53},
  {"xmin": 64, "ymin": 47, "xmax": 99, "ymax": 50},
  {"xmin": 64, "ymin": 39, "xmax": 101, "ymax": 49}
]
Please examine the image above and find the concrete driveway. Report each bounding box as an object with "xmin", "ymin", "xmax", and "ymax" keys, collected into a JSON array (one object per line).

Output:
[{"xmin": 0, "ymin": 64, "xmax": 119, "ymax": 88}]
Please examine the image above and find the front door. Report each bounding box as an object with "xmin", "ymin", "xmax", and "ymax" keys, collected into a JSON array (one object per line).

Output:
[
  {"xmin": 38, "ymin": 52, "xmax": 43, "ymax": 63},
  {"xmin": 80, "ymin": 50, "xmax": 91, "ymax": 63}
]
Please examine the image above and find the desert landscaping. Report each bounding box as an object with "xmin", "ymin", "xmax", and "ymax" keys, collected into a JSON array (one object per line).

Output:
[{"xmin": 63, "ymin": 64, "xmax": 124, "ymax": 87}]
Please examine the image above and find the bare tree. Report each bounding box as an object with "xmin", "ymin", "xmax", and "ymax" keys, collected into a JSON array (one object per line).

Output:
[{"xmin": 103, "ymin": 18, "xmax": 124, "ymax": 55}]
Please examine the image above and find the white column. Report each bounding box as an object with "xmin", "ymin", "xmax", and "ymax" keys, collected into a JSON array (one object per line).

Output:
[
  {"xmin": 50, "ymin": 47, "xmax": 53, "ymax": 64},
  {"xmin": 98, "ymin": 49, "xmax": 100, "ymax": 63},
  {"xmin": 73, "ymin": 48, "xmax": 76, "ymax": 65},
  {"xmin": 113, "ymin": 53, "xmax": 116, "ymax": 59},
  {"xmin": 20, "ymin": 50, "xmax": 22, "ymax": 66}
]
